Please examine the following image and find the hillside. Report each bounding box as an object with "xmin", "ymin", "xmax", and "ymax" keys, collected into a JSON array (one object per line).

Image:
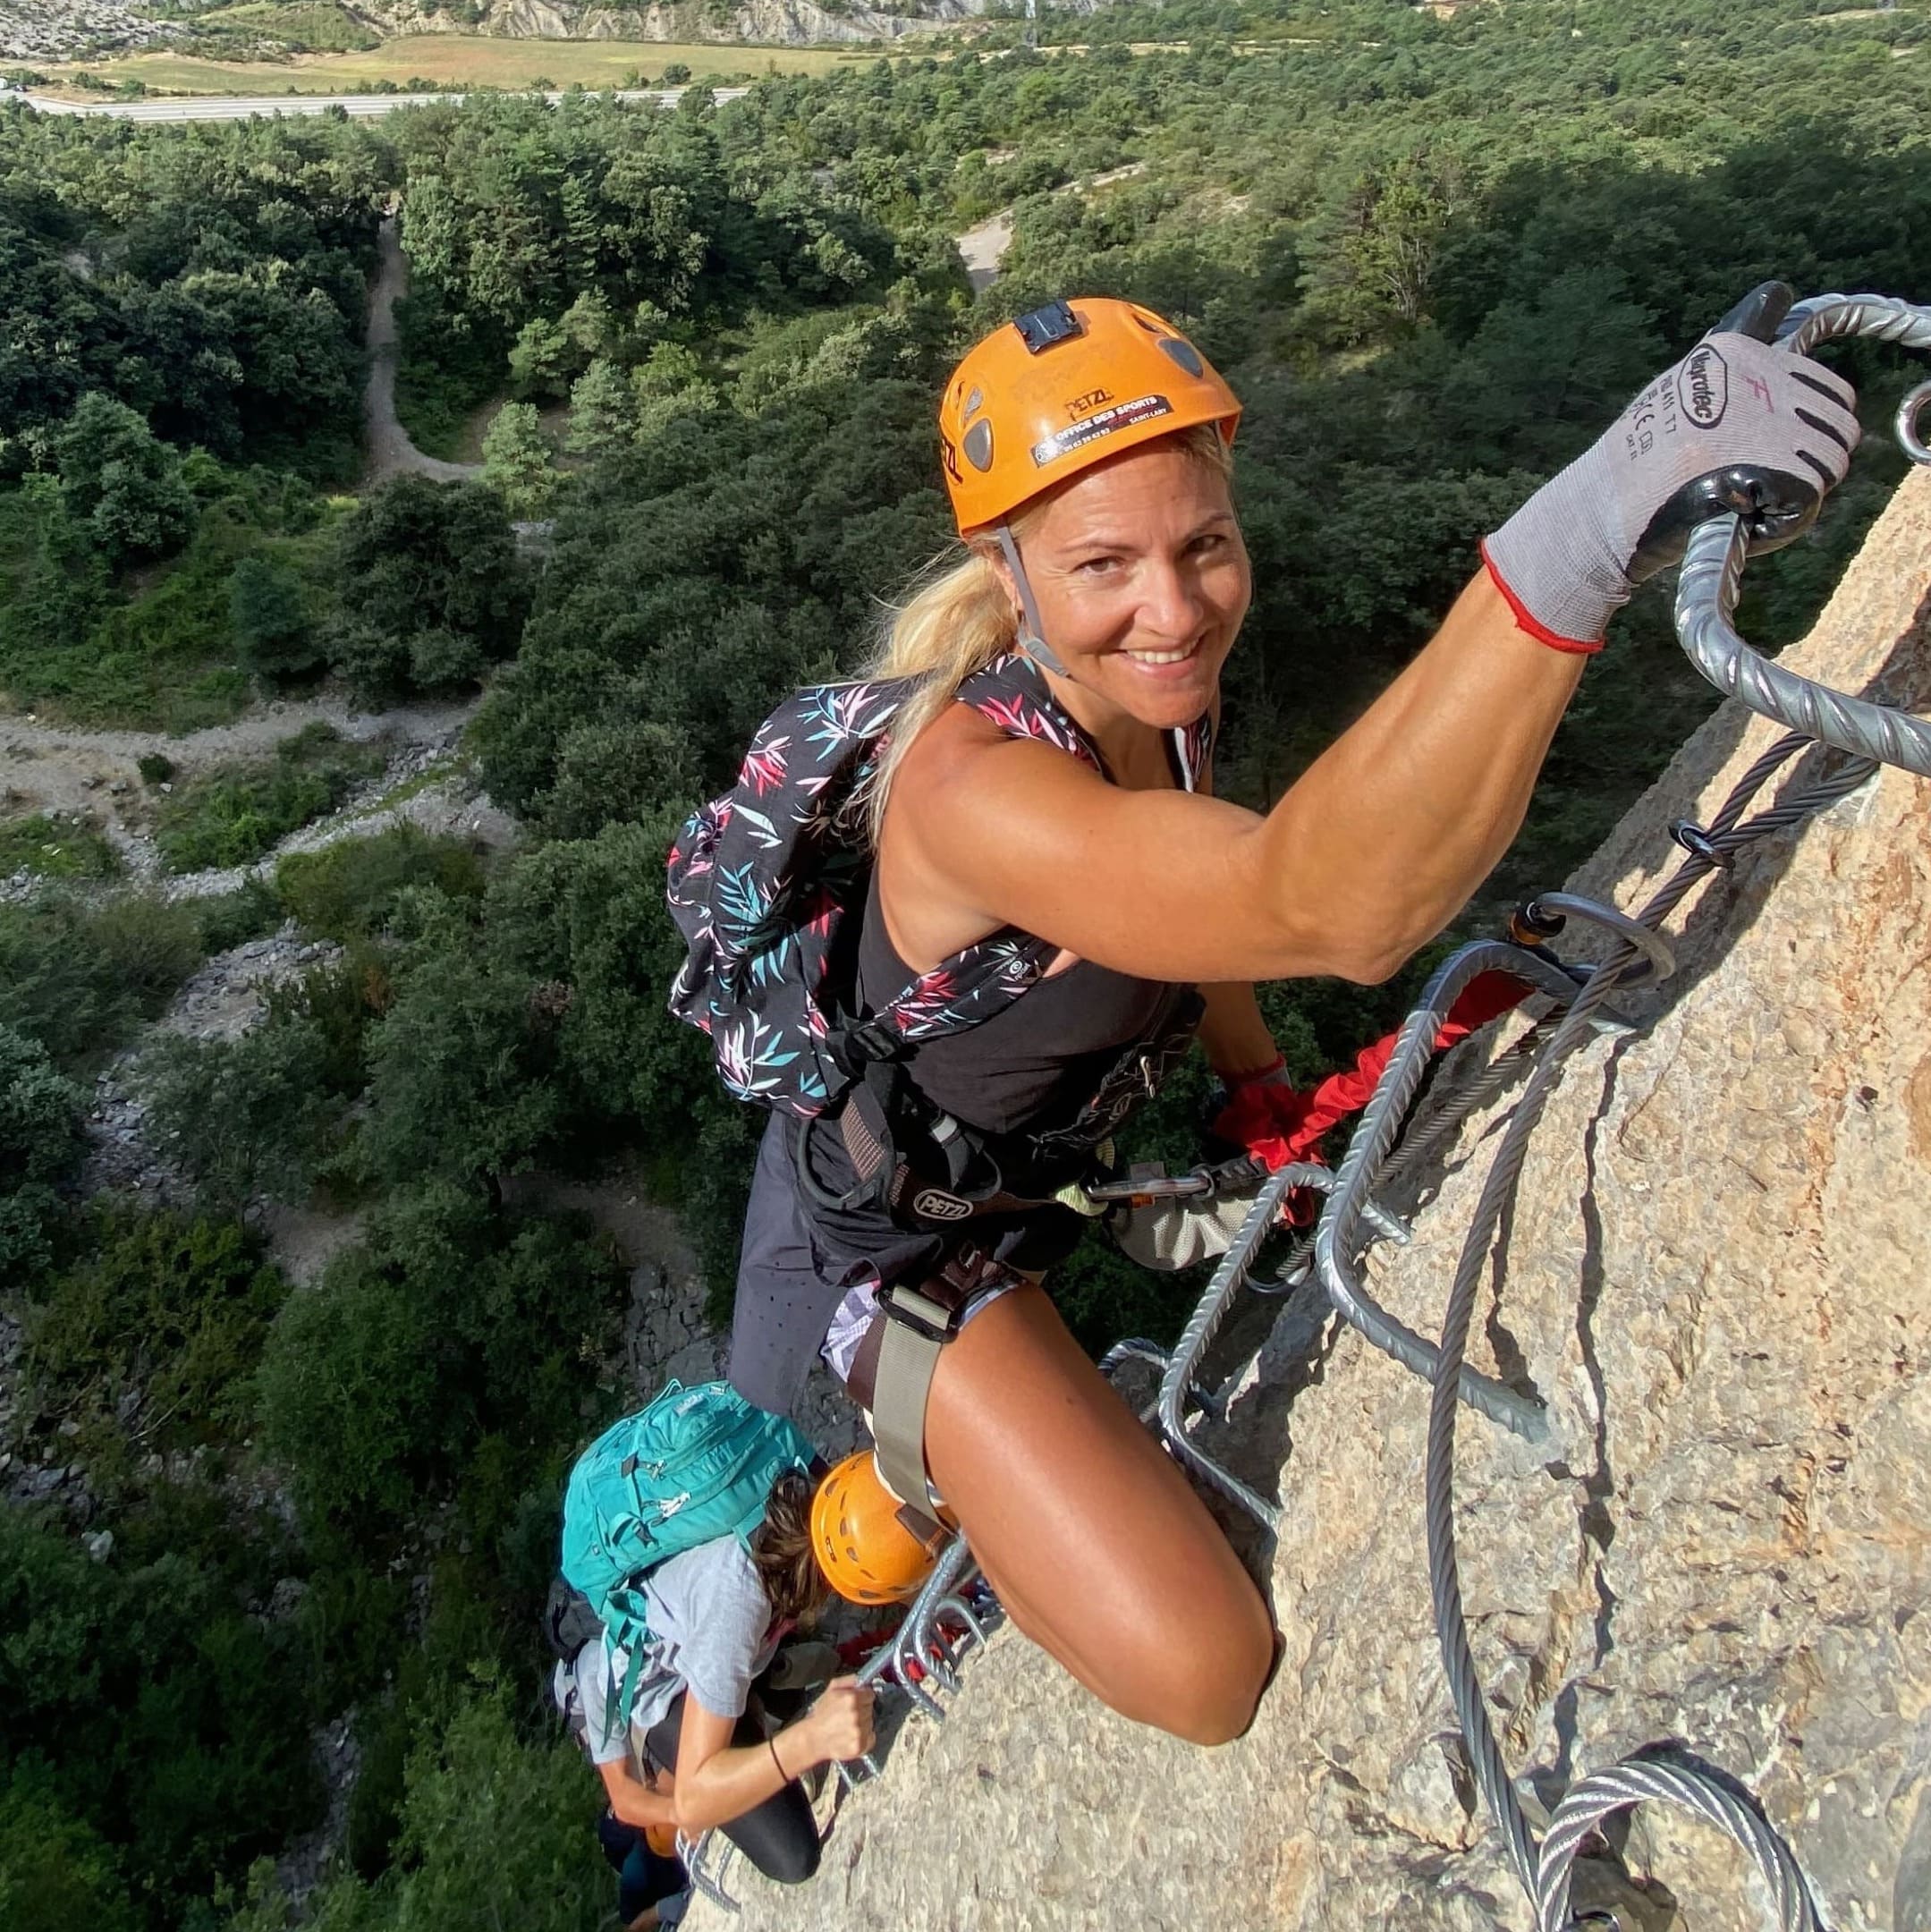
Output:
[
  {"xmin": 350, "ymin": 0, "xmax": 1012, "ymax": 43},
  {"xmin": 698, "ymin": 467, "xmax": 1931, "ymax": 1932}
]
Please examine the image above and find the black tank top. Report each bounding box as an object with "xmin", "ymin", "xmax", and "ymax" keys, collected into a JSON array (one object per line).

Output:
[{"xmin": 856, "ymin": 869, "xmax": 1186, "ymax": 1135}]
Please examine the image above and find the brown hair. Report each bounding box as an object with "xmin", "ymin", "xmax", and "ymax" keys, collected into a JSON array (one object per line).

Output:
[{"xmin": 749, "ymin": 1470, "xmax": 829, "ymax": 1626}]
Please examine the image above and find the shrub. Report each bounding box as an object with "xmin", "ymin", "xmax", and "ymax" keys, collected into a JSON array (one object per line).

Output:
[
  {"xmin": 155, "ymin": 726, "xmax": 385, "ymax": 873},
  {"xmin": 229, "ymin": 551, "xmax": 321, "ymax": 679},
  {"xmin": 0, "ymin": 1025, "xmax": 86, "ymax": 1291},
  {"xmin": 138, "ymin": 754, "xmax": 175, "ymax": 785},
  {"xmin": 16, "ymin": 1208, "xmax": 288, "ymax": 1479},
  {"xmin": 479, "ymin": 403, "xmax": 559, "ymax": 517},
  {"xmin": 136, "ymin": 1020, "xmax": 343, "ymax": 1212},
  {"xmin": 0, "ymin": 813, "xmax": 120, "ymax": 882},
  {"xmin": 259, "ymin": 953, "xmax": 392, "ymax": 1098},
  {"xmin": 275, "ymin": 826, "xmax": 486, "ymax": 943},
  {"xmin": 255, "ymin": 1242, "xmax": 448, "ymax": 1528},
  {"xmin": 234, "ymin": 1687, "xmax": 609, "ymax": 1932},
  {"xmin": 358, "ymin": 919, "xmax": 571, "ymax": 1191},
  {"xmin": 0, "ymin": 1511, "xmax": 324, "ymax": 1927},
  {"xmin": 0, "ymin": 1774, "xmax": 120, "ymax": 1932},
  {"xmin": 193, "ymin": 877, "xmax": 284, "ymax": 954},
  {"xmin": 330, "ymin": 479, "xmax": 529, "ymax": 700},
  {"xmin": 256, "ymin": 1186, "xmax": 622, "ymax": 1540},
  {"xmin": 0, "ymin": 893, "xmax": 202, "ymax": 1069},
  {"xmin": 406, "ymin": 626, "xmax": 484, "ymax": 691},
  {"xmin": 53, "ymin": 393, "xmax": 196, "ymax": 565}
]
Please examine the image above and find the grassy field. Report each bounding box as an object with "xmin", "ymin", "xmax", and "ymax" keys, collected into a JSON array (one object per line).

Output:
[{"xmin": 38, "ymin": 34, "xmax": 893, "ymax": 95}]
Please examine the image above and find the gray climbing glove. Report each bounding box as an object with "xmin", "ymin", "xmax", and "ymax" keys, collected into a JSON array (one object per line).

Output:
[
  {"xmin": 1482, "ymin": 282, "xmax": 1861, "ymax": 650},
  {"xmin": 1107, "ymin": 1188, "xmax": 1258, "ymax": 1273}
]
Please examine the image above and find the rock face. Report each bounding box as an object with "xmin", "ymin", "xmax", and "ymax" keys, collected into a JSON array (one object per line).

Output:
[
  {"xmin": 0, "ymin": 1, "xmax": 177, "ymax": 62},
  {"xmin": 356, "ymin": 0, "xmax": 1102, "ymax": 47},
  {"xmin": 697, "ymin": 467, "xmax": 1931, "ymax": 1932}
]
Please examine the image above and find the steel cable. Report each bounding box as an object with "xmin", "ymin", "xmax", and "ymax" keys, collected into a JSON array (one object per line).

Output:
[{"xmin": 1411, "ymin": 749, "xmax": 1874, "ymax": 1925}]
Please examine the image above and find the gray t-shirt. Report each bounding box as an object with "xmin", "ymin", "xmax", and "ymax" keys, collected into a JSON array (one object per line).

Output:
[{"xmin": 554, "ymin": 1536, "xmax": 781, "ymax": 1767}]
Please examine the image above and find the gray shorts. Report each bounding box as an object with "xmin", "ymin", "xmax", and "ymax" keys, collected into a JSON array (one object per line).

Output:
[{"xmin": 725, "ymin": 1115, "xmax": 1019, "ymax": 1421}]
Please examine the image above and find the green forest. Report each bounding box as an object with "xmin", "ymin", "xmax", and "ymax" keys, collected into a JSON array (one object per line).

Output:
[{"xmin": 3, "ymin": 2, "xmax": 1929, "ymax": 1924}]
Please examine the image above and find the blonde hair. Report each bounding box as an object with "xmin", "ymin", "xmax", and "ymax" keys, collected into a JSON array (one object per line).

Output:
[{"xmin": 861, "ymin": 423, "xmax": 1234, "ymax": 844}]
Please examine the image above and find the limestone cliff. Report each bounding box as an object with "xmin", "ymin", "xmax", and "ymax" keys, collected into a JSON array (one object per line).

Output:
[
  {"xmin": 353, "ymin": 0, "xmax": 1113, "ymax": 47},
  {"xmin": 696, "ymin": 468, "xmax": 1931, "ymax": 1932}
]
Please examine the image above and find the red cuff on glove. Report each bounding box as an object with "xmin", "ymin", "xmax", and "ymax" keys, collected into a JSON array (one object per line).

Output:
[{"xmin": 1479, "ymin": 540, "xmax": 1605, "ymax": 657}]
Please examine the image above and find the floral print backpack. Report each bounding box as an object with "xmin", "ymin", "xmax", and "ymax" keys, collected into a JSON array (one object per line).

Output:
[{"xmin": 665, "ymin": 654, "xmax": 1211, "ymax": 1123}]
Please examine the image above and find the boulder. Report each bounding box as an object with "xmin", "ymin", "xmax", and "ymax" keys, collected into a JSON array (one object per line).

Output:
[{"xmin": 696, "ymin": 468, "xmax": 1931, "ymax": 1932}]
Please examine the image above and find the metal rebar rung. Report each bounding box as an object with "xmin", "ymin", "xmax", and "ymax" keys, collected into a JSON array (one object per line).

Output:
[
  {"xmin": 1673, "ymin": 294, "xmax": 1931, "ymax": 778},
  {"xmin": 1676, "ymin": 515, "xmax": 1931, "ymax": 777}
]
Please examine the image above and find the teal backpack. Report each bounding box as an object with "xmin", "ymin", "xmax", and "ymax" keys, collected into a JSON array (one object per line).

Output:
[{"xmin": 559, "ymin": 1379, "xmax": 815, "ymax": 1737}]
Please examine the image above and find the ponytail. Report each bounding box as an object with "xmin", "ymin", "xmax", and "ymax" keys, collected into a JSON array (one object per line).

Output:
[{"xmin": 860, "ymin": 546, "xmax": 1016, "ymax": 843}]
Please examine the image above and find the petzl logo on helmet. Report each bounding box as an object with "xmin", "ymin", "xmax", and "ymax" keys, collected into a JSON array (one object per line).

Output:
[
  {"xmin": 1682, "ymin": 345, "xmax": 1728, "ymax": 428},
  {"xmin": 910, "ymin": 1188, "xmax": 973, "ymax": 1223},
  {"xmin": 1031, "ymin": 394, "xmax": 1173, "ymax": 468}
]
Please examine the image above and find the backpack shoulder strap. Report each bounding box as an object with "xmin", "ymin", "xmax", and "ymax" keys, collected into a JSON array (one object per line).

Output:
[
  {"xmin": 956, "ymin": 653, "xmax": 1105, "ymax": 771},
  {"xmin": 858, "ymin": 655, "xmax": 1212, "ymax": 1054}
]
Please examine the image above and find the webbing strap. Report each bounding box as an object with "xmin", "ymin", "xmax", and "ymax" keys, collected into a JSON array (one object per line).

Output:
[
  {"xmin": 872, "ymin": 1305, "xmax": 944, "ymax": 1517},
  {"xmin": 868, "ymin": 1250, "xmax": 1009, "ymax": 1513}
]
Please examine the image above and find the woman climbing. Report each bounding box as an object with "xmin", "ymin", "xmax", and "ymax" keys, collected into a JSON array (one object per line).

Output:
[
  {"xmin": 554, "ymin": 1385, "xmax": 899, "ymax": 1891},
  {"xmin": 683, "ymin": 287, "xmax": 1859, "ymax": 1747}
]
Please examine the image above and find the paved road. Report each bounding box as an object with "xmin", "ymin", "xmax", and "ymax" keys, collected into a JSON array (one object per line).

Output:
[{"xmin": 13, "ymin": 84, "xmax": 748, "ymax": 121}]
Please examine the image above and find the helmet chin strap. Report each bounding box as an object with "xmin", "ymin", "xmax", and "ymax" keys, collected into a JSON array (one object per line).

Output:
[{"xmin": 995, "ymin": 524, "xmax": 1071, "ymax": 679}]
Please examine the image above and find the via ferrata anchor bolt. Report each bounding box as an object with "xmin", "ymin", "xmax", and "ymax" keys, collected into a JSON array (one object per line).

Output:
[
  {"xmin": 1896, "ymin": 377, "xmax": 1931, "ymax": 467},
  {"xmin": 1668, "ymin": 818, "xmax": 1734, "ymax": 869},
  {"xmin": 1509, "ymin": 900, "xmax": 1568, "ymax": 947}
]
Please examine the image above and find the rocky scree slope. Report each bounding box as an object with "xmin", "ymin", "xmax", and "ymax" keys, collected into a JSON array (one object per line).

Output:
[
  {"xmin": 699, "ymin": 470, "xmax": 1931, "ymax": 1932},
  {"xmin": 356, "ymin": 0, "xmax": 1095, "ymax": 46}
]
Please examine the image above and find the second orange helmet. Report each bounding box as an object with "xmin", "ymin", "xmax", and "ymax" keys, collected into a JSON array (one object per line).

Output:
[{"xmin": 938, "ymin": 297, "xmax": 1241, "ymax": 536}]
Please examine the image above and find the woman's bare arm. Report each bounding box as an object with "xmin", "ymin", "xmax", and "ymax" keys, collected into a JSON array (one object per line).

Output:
[
  {"xmin": 1195, "ymin": 981, "xmax": 1281, "ymax": 1078},
  {"xmin": 597, "ymin": 1756, "xmax": 677, "ymax": 1831},
  {"xmin": 668, "ymin": 1680, "xmax": 873, "ymax": 1834},
  {"xmin": 888, "ymin": 570, "xmax": 1581, "ymax": 986}
]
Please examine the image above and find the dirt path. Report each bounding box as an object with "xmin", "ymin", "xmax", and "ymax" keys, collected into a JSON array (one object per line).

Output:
[
  {"xmin": 1, "ymin": 692, "xmax": 508, "ymax": 897},
  {"xmin": 2, "ymin": 692, "xmax": 479, "ymax": 770},
  {"xmin": 953, "ymin": 161, "xmax": 1149, "ymax": 293},
  {"xmin": 364, "ymin": 214, "xmax": 485, "ymax": 487},
  {"xmin": 957, "ymin": 208, "xmax": 1014, "ymax": 292}
]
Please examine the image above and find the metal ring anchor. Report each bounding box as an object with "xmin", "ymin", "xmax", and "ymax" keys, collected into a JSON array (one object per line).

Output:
[
  {"xmin": 1522, "ymin": 894, "xmax": 1678, "ymax": 983},
  {"xmin": 1668, "ymin": 818, "xmax": 1733, "ymax": 869},
  {"xmin": 1898, "ymin": 379, "xmax": 1931, "ymax": 466},
  {"xmin": 1676, "ymin": 513, "xmax": 1931, "ymax": 778}
]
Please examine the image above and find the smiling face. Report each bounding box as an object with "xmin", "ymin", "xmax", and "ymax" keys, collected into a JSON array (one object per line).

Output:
[{"xmin": 987, "ymin": 436, "xmax": 1250, "ymax": 738}]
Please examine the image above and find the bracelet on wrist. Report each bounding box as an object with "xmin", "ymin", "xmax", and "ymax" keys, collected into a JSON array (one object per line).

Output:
[{"xmin": 766, "ymin": 1734, "xmax": 787, "ymax": 1784}]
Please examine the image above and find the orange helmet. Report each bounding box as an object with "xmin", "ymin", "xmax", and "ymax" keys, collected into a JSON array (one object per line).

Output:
[
  {"xmin": 810, "ymin": 1451, "xmax": 944, "ymax": 1606},
  {"xmin": 938, "ymin": 297, "xmax": 1241, "ymax": 536}
]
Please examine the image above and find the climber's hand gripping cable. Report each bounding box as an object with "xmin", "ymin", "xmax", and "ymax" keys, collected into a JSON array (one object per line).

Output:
[{"xmin": 1482, "ymin": 281, "xmax": 1860, "ymax": 651}]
